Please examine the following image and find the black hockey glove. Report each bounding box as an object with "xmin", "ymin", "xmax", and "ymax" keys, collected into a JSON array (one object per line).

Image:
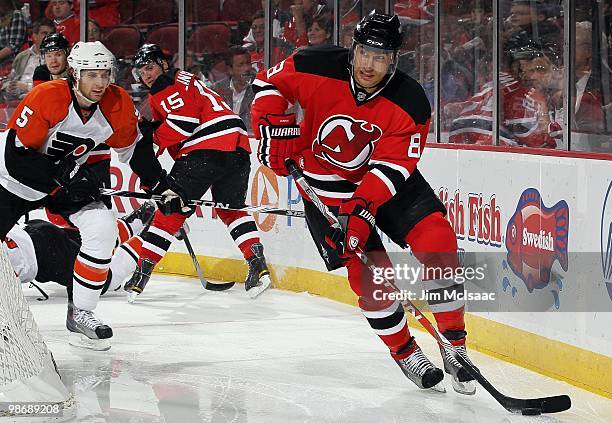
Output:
[
  {"xmin": 54, "ymin": 156, "xmax": 81, "ymax": 189},
  {"xmin": 138, "ymin": 118, "xmax": 162, "ymax": 142},
  {"xmin": 143, "ymin": 170, "xmax": 191, "ymax": 216},
  {"xmin": 54, "ymin": 159, "xmax": 102, "ymax": 203}
]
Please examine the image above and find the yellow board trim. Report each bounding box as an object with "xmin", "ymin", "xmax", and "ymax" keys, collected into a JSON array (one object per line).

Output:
[{"xmin": 157, "ymin": 252, "xmax": 612, "ymax": 398}]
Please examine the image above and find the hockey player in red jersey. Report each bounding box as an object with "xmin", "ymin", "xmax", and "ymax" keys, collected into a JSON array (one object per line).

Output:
[
  {"xmin": 125, "ymin": 44, "xmax": 272, "ymax": 301},
  {"xmin": 0, "ymin": 41, "xmax": 167, "ymax": 349},
  {"xmin": 251, "ymin": 11, "xmax": 478, "ymax": 394}
]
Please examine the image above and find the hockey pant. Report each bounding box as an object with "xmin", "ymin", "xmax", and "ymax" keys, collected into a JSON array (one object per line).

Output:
[
  {"xmin": 68, "ymin": 202, "xmax": 117, "ymax": 311},
  {"xmin": 61, "ymin": 203, "xmax": 148, "ymax": 310},
  {"xmin": 139, "ymin": 149, "xmax": 261, "ymax": 266}
]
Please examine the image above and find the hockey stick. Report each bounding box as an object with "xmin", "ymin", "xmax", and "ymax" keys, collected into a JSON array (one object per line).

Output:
[
  {"xmin": 100, "ymin": 189, "xmax": 305, "ymax": 218},
  {"xmin": 178, "ymin": 227, "xmax": 235, "ymax": 292},
  {"xmin": 29, "ymin": 281, "xmax": 49, "ymax": 301},
  {"xmin": 285, "ymin": 159, "xmax": 571, "ymax": 415}
]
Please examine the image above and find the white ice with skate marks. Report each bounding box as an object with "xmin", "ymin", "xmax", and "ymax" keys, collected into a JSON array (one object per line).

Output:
[{"xmin": 22, "ymin": 276, "xmax": 612, "ymax": 423}]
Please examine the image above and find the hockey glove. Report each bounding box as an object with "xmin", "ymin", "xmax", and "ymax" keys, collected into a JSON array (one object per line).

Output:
[
  {"xmin": 54, "ymin": 160, "xmax": 102, "ymax": 203},
  {"xmin": 143, "ymin": 170, "xmax": 191, "ymax": 216},
  {"xmin": 257, "ymin": 113, "xmax": 300, "ymax": 176},
  {"xmin": 138, "ymin": 118, "xmax": 162, "ymax": 142},
  {"xmin": 325, "ymin": 197, "xmax": 375, "ymax": 257},
  {"xmin": 54, "ymin": 156, "xmax": 81, "ymax": 189}
]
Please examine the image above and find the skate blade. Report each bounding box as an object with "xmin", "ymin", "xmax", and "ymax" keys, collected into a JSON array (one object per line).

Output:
[
  {"xmin": 68, "ymin": 332, "xmax": 111, "ymax": 351},
  {"xmin": 451, "ymin": 378, "xmax": 476, "ymax": 395},
  {"xmin": 247, "ymin": 275, "xmax": 272, "ymax": 299},
  {"xmin": 126, "ymin": 290, "xmax": 138, "ymax": 304},
  {"xmin": 429, "ymin": 380, "xmax": 447, "ymax": 393}
]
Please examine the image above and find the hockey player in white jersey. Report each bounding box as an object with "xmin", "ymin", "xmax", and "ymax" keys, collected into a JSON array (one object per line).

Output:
[{"xmin": 0, "ymin": 41, "xmax": 169, "ymax": 350}]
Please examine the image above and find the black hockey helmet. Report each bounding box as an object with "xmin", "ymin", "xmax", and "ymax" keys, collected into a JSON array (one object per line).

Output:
[
  {"xmin": 40, "ymin": 32, "xmax": 70, "ymax": 57},
  {"xmin": 349, "ymin": 11, "xmax": 403, "ymax": 104},
  {"xmin": 132, "ymin": 43, "xmax": 168, "ymax": 83},
  {"xmin": 353, "ymin": 11, "xmax": 403, "ymax": 52}
]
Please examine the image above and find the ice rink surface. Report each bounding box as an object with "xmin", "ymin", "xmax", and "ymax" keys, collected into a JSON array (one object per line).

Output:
[{"xmin": 24, "ymin": 275, "xmax": 612, "ymax": 423}]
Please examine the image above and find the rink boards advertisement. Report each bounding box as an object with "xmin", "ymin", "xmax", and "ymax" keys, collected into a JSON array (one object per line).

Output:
[
  {"xmin": 108, "ymin": 143, "xmax": 611, "ymax": 396},
  {"xmin": 420, "ymin": 146, "xmax": 611, "ymax": 353}
]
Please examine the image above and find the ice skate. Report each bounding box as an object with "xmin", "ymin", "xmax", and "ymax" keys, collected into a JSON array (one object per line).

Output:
[
  {"xmin": 440, "ymin": 330, "xmax": 479, "ymax": 395},
  {"xmin": 66, "ymin": 302, "xmax": 112, "ymax": 351},
  {"xmin": 124, "ymin": 258, "xmax": 155, "ymax": 303},
  {"xmin": 245, "ymin": 243, "xmax": 272, "ymax": 299},
  {"xmin": 394, "ymin": 337, "xmax": 445, "ymax": 391}
]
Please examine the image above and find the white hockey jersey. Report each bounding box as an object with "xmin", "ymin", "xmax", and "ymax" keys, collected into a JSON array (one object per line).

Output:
[{"xmin": 0, "ymin": 79, "xmax": 140, "ymax": 200}]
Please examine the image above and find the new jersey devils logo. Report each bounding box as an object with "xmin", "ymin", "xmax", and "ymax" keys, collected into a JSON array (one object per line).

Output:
[{"xmin": 313, "ymin": 115, "xmax": 382, "ymax": 170}]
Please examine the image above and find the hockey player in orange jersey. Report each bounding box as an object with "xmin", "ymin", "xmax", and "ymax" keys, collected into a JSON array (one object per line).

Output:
[{"xmin": 0, "ymin": 41, "xmax": 169, "ymax": 350}]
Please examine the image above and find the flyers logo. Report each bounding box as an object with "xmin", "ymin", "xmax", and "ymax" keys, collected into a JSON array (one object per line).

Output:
[
  {"xmin": 312, "ymin": 115, "xmax": 382, "ymax": 170},
  {"xmin": 46, "ymin": 132, "xmax": 95, "ymax": 160}
]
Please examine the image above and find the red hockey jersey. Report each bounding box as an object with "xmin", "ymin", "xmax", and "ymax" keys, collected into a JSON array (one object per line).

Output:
[
  {"xmin": 251, "ymin": 45, "xmax": 432, "ymax": 211},
  {"xmin": 148, "ymin": 69, "xmax": 250, "ymax": 159},
  {"xmin": 448, "ymin": 72, "xmax": 559, "ymax": 148}
]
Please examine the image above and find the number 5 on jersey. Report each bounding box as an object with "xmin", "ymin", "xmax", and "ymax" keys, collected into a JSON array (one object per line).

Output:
[{"xmin": 15, "ymin": 106, "xmax": 33, "ymax": 128}]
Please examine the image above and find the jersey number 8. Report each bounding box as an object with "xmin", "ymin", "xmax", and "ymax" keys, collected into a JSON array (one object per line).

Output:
[{"xmin": 408, "ymin": 133, "xmax": 421, "ymax": 158}]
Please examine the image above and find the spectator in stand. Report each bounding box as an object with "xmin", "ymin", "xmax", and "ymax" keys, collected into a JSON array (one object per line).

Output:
[
  {"xmin": 282, "ymin": 0, "xmax": 329, "ymax": 48},
  {"xmin": 305, "ymin": 13, "xmax": 332, "ymax": 46},
  {"xmin": 572, "ymin": 22, "xmax": 605, "ymax": 134},
  {"xmin": 394, "ymin": 0, "xmax": 434, "ymax": 26},
  {"xmin": 87, "ymin": 18, "xmax": 101, "ymax": 42},
  {"xmin": 340, "ymin": 23, "xmax": 355, "ymax": 48},
  {"xmin": 502, "ymin": 0, "xmax": 561, "ymax": 59},
  {"xmin": 74, "ymin": 0, "xmax": 120, "ymax": 28},
  {"xmin": 0, "ymin": 0, "xmax": 28, "ymax": 68},
  {"xmin": 32, "ymin": 32, "xmax": 70, "ymax": 86},
  {"xmin": 213, "ymin": 46, "xmax": 255, "ymax": 133},
  {"xmin": 244, "ymin": 10, "xmax": 265, "ymax": 70},
  {"xmin": 340, "ymin": 0, "xmax": 361, "ymax": 27},
  {"xmin": 446, "ymin": 44, "xmax": 561, "ymax": 148},
  {"xmin": 48, "ymin": 0, "xmax": 79, "ymax": 45},
  {"xmin": 2, "ymin": 17, "xmax": 55, "ymax": 99},
  {"xmin": 244, "ymin": 10, "xmax": 291, "ymax": 71},
  {"xmin": 516, "ymin": 48, "xmax": 562, "ymax": 148},
  {"xmin": 258, "ymin": 0, "xmax": 289, "ymax": 37}
]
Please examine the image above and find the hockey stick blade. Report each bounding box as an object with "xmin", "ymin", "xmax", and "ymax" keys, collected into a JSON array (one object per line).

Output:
[
  {"xmin": 407, "ymin": 301, "xmax": 571, "ymax": 414},
  {"xmin": 405, "ymin": 302, "xmax": 571, "ymax": 414},
  {"xmin": 101, "ymin": 189, "xmax": 305, "ymax": 218},
  {"xmin": 286, "ymin": 159, "xmax": 572, "ymax": 415},
  {"xmin": 179, "ymin": 228, "xmax": 235, "ymax": 292}
]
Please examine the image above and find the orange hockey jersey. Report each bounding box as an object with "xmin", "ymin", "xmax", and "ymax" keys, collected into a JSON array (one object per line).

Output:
[{"xmin": 0, "ymin": 79, "xmax": 149, "ymax": 201}]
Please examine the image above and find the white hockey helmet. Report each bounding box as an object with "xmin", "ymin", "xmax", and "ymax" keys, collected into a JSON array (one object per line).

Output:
[{"xmin": 68, "ymin": 41, "xmax": 116, "ymax": 83}]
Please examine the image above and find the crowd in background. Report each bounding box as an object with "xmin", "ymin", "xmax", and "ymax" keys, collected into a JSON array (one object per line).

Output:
[
  {"xmin": 399, "ymin": 0, "xmax": 611, "ymax": 152},
  {"xmin": 0, "ymin": 0, "xmax": 610, "ymax": 152}
]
